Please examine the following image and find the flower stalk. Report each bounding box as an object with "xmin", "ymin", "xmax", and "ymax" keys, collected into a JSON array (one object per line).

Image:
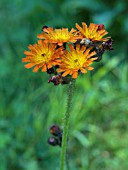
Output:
[{"xmin": 60, "ymin": 79, "xmax": 75, "ymax": 170}]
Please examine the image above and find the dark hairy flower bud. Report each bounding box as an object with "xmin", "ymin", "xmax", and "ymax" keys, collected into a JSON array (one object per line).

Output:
[
  {"xmin": 47, "ymin": 67, "xmax": 55, "ymax": 74},
  {"xmin": 48, "ymin": 125, "xmax": 62, "ymax": 147},
  {"xmin": 97, "ymin": 24, "xmax": 105, "ymax": 30},
  {"xmin": 50, "ymin": 125, "xmax": 62, "ymax": 138},
  {"xmin": 102, "ymin": 39, "xmax": 113, "ymax": 50},
  {"xmin": 48, "ymin": 137, "xmax": 59, "ymax": 146},
  {"xmin": 48, "ymin": 75, "xmax": 62, "ymax": 86}
]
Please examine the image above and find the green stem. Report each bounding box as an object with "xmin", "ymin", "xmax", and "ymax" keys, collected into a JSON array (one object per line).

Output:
[{"xmin": 60, "ymin": 79, "xmax": 75, "ymax": 170}]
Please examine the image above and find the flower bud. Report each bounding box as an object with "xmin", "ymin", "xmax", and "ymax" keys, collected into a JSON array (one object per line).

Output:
[
  {"xmin": 48, "ymin": 137, "xmax": 59, "ymax": 146},
  {"xmin": 47, "ymin": 67, "xmax": 55, "ymax": 74},
  {"xmin": 48, "ymin": 75, "xmax": 62, "ymax": 86},
  {"xmin": 50, "ymin": 125, "xmax": 62, "ymax": 138},
  {"xmin": 102, "ymin": 39, "xmax": 113, "ymax": 50},
  {"xmin": 97, "ymin": 24, "xmax": 104, "ymax": 30}
]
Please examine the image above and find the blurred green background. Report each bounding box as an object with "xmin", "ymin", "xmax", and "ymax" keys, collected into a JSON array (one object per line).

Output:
[{"xmin": 0, "ymin": 0, "xmax": 128, "ymax": 170}]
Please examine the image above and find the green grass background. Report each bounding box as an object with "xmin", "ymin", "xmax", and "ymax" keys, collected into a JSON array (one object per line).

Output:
[{"xmin": 0, "ymin": 0, "xmax": 128, "ymax": 170}]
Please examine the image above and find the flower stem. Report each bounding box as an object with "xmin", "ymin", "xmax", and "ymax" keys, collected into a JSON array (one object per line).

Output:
[{"xmin": 60, "ymin": 79, "xmax": 75, "ymax": 170}]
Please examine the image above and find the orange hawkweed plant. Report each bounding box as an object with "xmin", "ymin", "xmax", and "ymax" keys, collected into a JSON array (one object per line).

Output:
[{"xmin": 22, "ymin": 22, "xmax": 113, "ymax": 170}]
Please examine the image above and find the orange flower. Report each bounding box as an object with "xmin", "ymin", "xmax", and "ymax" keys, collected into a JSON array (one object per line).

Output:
[
  {"xmin": 22, "ymin": 40, "xmax": 63, "ymax": 72},
  {"xmin": 57, "ymin": 44, "xmax": 97, "ymax": 78},
  {"xmin": 37, "ymin": 27, "xmax": 78, "ymax": 46},
  {"xmin": 76, "ymin": 22, "xmax": 110, "ymax": 42}
]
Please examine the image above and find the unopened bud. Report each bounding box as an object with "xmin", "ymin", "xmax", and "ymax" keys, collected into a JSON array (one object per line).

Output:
[
  {"xmin": 47, "ymin": 67, "xmax": 55, "ymax": 74},
  {"xmin": 50, "ymin": 125, "xmax": 62, "ymax": 138},
  {"xmin": 48, "ymin": 75, "xmax": 62, "ymax": 86},
  {"xmin": 97, "ymin": 24, "xmax": 104, "ymax": 30},
  {"xmin": 102, "ymin": 39, "xmax": 113, "ymax": 50},
  {"xmin": 48, "ymin": 137, "xmax": 59, "ymax": 146}
]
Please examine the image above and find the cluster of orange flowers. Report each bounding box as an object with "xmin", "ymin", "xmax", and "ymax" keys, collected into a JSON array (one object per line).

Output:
[{"xmin": 22, "ymin": 22, "xmax": 113, "ymax": 85}]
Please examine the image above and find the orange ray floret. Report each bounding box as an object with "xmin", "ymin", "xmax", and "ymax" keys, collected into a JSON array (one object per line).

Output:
[
  {"xmin": 22, "ymin": 40, "xmax": 63, "ymax": 72},
  {"xmin": 76, "ymin": 22, "xmax": 110, "ymax": 42},
  {"xmin": 57, "ymin": 44, "xmax": 97, "ymax": 79},
  {"xmin": 37, "ymin": 27, "xmax": 79, "ymax": 46}
]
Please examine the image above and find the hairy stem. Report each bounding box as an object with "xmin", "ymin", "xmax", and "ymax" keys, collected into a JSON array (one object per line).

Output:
[{"xmin": 60, "ymin": 79, "xmax": 75, "ymax": 170}]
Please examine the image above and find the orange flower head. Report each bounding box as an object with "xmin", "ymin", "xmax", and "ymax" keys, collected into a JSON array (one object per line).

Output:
[
  {"xmin": 76, "ymin": 22, "xmax": 110, "ymax": 42},
  {"xmin": 22, "ymin": 40, "xmax": 63, "ymax": 72},
  {"xmin": 57, "ymin": 44, "xmax": 97, "ymax": 79},
  {"xmin": 37, "ymin": 27, "xmax": 78, "ymax": 46}
]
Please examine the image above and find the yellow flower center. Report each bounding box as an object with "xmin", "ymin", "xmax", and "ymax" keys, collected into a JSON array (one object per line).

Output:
[
  {"xmin": 86, "ymin": 31, "xmax": 100, "ymax": 40},
  {"xmin": 35, "ymin": 52, "xmax": 50, "ymax": 64},
  {"xmin": 65, "ymin": 50, "xmax": 87, "ymax": 69},
  {"xmin": 50, "ymin": 30, "xmax": 70, "ymax": 41}
]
